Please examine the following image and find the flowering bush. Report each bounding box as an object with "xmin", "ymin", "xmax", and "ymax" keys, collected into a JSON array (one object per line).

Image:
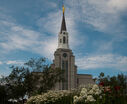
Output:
[
  {"xmin": 27, "ymin": 90, "xmax": 74, "ymax": 104},
  {"xmin": 27, "ymin": 83, "xmax": 127, "ymax": 104},
  {"xmin": 98, "ymin": 82, "xmax": 127, "ymax": 104},
  {"xmin": 73, "ymin": 84, "xmax": 102, "ymax": 104}
]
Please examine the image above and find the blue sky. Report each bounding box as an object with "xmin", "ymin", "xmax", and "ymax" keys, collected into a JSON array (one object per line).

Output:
[{"xmin": 0, "ymin": 0, "xmax": 127, "ymax": 78}]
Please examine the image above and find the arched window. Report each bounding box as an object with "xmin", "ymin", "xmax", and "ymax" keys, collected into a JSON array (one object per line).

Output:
[
  {"xmin": 60, "ymin": 39, "xmax": 62, "ymax": 43},
  {"xmin": 63, "ymin": 36, "xmax": 66, "ymax": 44}
]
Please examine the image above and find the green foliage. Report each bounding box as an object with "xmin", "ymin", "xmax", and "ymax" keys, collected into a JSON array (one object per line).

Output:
[
  {"xmin": 0, "ymin": 57, "xmax": 63, "ymax": 103},
  {"xmin": 1, "ymin": 67, "xmax": 26, "ymax": 101},
  {"xmin": 26, "ymin": 73, "xmax": 127, "ymax": 104},
  {"xmin": 24, "ymin": 58, "xmax": 64, "ymax": 94},
  {"xmin": 37, "ymin": 67, "xmax": 64, "ymax": 94},
  {"xmin": 1, "ymin": 60, "xmax": 127, "ymax": 104},
  {"xmin": 24, "ymin": 58, "xmax": 46, "ymax": 72},
  {"xmin": 0, "ymin": 84, "xmax": 8, "ymax": 104},
  {"xmin": 98, "ymin": 72, "xmax": 127, "ymax": 94},
  {"xmin": 97, "ymin": 72, "xmax": 127, "ymax": 104}
]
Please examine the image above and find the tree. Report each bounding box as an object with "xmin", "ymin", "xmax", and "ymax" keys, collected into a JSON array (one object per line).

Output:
[
  {"xmin": 2, "ymin": 66, "xmax": 28, "ymax": 104},
  {"xmin": 98, "ymin": 72, "xmax": 127, "ymax": 94},
  {"xmin": 0, "ymin": 84, "xmax": 7, "ymax": 104},
  {"xmin": 1, "ymin": 57, "xmax": 63, "ymax": 103},
  {"xmin": 24, "ymin": 58, "xmax": 64, "ymax": 94},
  {"xmin": 97, "ymin": 72, "xmax": 127, "ymax": 104}
]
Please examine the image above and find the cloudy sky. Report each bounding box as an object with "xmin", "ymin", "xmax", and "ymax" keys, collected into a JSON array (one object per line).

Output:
[{"xmin": 0, "ymin": 0, "xmax": 127, "ymax": 77}]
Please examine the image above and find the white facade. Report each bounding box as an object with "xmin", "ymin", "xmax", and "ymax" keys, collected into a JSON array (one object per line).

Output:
[{"xmin": 58, "ymin": 31, "xmax": 69, "ymax": 49}]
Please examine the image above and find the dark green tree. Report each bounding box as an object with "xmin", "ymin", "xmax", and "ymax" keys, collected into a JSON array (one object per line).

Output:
[
  {"xmin": 0, "ymin": 84, "xmax": 8, "ymax": 104},
  {"xmin": 0, "ymin": 57, "xmax": 63, "ymax": 103},
  {"xmin": 97, "ymin": 72, "xmax": 127, "ymax": 104},
  {"xmin": 24, "ymin": 58, "xmax": 64, "ymax": 94},
  {"xmin": 3, "ymin": 66, "xmax": 28, "ymax": 104},
  {"xmin": 98, "ymin": 72, "xmax": 127, "ymax": 92}
]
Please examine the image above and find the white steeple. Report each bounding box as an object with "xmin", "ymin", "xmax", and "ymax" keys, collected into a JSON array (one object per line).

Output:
[{"xmin": 58, "ymin": 5, "xmax": 69, "ymax": 49}]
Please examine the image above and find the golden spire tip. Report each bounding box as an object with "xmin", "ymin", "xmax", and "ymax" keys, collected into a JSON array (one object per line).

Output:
[{"xmin": 62, "ymin": 5, "xmax": 65, "ymax": 13}]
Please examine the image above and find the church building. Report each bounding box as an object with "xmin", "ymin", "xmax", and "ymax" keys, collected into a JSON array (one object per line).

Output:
[{"xmin": 52, "ymin": 6, "xmax": 94, "ymax": 90}]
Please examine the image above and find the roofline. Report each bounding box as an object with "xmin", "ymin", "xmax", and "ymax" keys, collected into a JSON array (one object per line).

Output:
[{"xmin": 77, "ymin": 74, "xmax": 92, "ymax": 76}]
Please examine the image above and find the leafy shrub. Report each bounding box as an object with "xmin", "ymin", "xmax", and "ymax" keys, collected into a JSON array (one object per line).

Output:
[
  {"xmin": 27, "ymin": 90, "xmax": 74, "ymax": 104},
  {"xmin": 74, "ymin": 83, "xmax": 127, "ymax": 104}
]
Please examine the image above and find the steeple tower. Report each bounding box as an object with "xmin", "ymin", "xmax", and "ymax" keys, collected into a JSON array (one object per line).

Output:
[
  {"xmin": 53, "ymin": 5, "xmax": 77, "ymax": 90},
  {"xmin": 52, "ymin": 4, "xmax": 94, "ymax": 91},
  {"xmin": 58, "ymin": 5, "xmax": 69, "ymax": 49},
  {"xmin": 60, "ymin": 5, "xmax": 67, "ymax": 33}
]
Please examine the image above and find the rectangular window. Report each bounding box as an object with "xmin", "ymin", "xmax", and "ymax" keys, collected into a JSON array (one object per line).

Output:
[{"xmin": 62, "ymin": 60, "xmax": 68, "ymax": 90}]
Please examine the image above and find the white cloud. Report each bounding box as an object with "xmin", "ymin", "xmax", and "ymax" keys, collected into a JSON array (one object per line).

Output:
[
  {"xmin": 37, "ymin": 9, "xmax": 84, "ymax": 49},
  {"xmin": 0, "ymin": 21, "xmax": 40, "ymax": 50},
  {"xmin": 64, "ymin": 0, "xmax": 127, "ymax": 56},
  {"xmin": 6, "ymin": 60, "xmax": 24, "ymax": 65},
  {"xmin": 76, "ymin": 54, "xmax": 127, "ymax": 71},
  {"xmin": 86, "ymin": 0, "xmax": 127, "ymax": 13},
  {"xmin": 0, "ymin": 61, "xmax": 2, "ymax": 65},
  {"xmin": 0, "ymin": 8, "xmax": 58, "ymax": 59},
  {"xmin": 107, "ymin": 0, "xmax": 127, "ymax": 12},
  {"xmin": 0, "ymin": 21, "xmax": 56, "ymax": 59},
  {"xmin": 0, "ymin": 0, "xmax": 127, "ymax": 64},
  {"xmin": 65, "ymin": 0, "xmax": 127, "ymax": 37},
  {"xmin": 0, "ymin": 7, "xmax": 85, "ymax": 60}
]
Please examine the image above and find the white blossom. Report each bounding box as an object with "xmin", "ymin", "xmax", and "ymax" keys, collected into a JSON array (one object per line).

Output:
[
  {"xmin": 74, "ymin": 84, "xmax": 102, "ymax": 103},
  {"xmin": 73, "ymin": 96, "xmax": 79, "ymax": 103},
  {"xmin": 86, "ymin": 95, "xmax": 96, "ymax": 102},
  {"xmin": 80, "ymin": 88, "xmax": 87, "ymax": 97}
]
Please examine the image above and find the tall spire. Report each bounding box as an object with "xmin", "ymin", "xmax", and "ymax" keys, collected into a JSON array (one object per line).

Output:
[
  {"xmin": 60, "ymin": 5, "xmax": 67, "ymax": 33},
  {"xmin": 58, "ymin": 5, "xmax": 69, "ymax": 49}
]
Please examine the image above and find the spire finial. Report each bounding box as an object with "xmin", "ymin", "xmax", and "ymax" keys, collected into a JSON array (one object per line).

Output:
[
  {"xmin": 62, "ymin": 5, "xmax": 65, "ymax": 14},
  {"xmin": 60, "ymin": 4, "xmax": 67, "ymax": 33}
]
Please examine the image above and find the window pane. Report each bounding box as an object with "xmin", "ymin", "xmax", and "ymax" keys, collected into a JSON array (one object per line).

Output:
[{"xmin": 63, "ymin": 36, "xmax": 66, "ymax": 43}]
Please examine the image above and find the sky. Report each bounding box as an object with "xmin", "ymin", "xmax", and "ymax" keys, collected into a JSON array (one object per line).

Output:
[{"xmin": 0, "ymin": 0, "xmax": 127, "ymax": 78}]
